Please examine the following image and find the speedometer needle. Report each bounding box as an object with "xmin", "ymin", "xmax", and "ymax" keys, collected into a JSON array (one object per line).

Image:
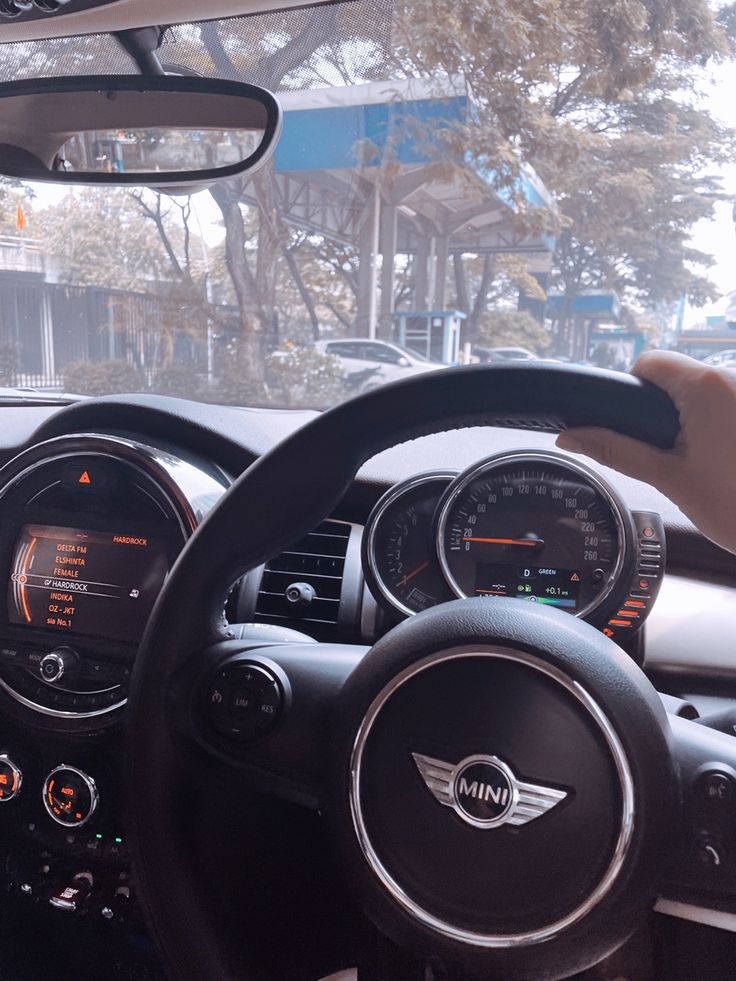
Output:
[
  {"xmin": 463, "ymin": 537, "xmax": 544, "ymax": 547},
  {"xmin": 400, "ymin": 560, "xmax": 430, "ymax": 586}
]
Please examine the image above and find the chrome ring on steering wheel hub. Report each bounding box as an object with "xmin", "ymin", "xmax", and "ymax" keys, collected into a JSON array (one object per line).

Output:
[{"xmin": 350, "ymin": 646, "xmax": 635, "ymax": 947}]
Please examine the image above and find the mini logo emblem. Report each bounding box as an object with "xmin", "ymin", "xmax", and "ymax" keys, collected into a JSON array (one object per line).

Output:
[{"xmin": 412, "ymin": 752, "xmax": 567, "ymax": 829}]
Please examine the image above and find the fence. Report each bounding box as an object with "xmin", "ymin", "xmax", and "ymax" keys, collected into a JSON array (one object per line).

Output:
[{"xmin": 0, "ymin": 274, "xmax": 210, "ymax": 391}]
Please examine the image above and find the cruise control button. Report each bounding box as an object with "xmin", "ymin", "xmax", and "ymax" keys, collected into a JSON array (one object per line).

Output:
[
  {"xmin": 699, "ymin": 771, "xmax": 735, "ymax": 804},
  {"xmin": 255, "ymin": 684, "xmax": 283, "ymax": 731},
  {"xmin": 229, "ymin": 686, "xmax": 258, "ymax": 714},
  {"xmin": 206, "ymin": 662, "xmax": 284, "ymax": 740}
]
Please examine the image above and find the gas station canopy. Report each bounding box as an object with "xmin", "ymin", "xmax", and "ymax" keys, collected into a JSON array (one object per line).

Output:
[{"xmin": 246, "ymin": 76, "xmax": 557, "ymax": 335}]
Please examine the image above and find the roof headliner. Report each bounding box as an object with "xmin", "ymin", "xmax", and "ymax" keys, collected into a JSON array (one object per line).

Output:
[{"xmin": 0, "ymin": 0, "xmax": 326, "ymax": 44}]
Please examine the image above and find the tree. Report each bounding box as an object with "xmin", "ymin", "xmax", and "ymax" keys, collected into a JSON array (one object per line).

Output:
[
  {"xmin": 34, "ymin": 188, "xmax": 210, "ymax": 369},
  {"xmin": 388, "ymin": 0, "xmax": 732, "ymax": 349},
  {"xmin": 477, "ymin": 309, "xmax": 551, "ymax": 354},
  {"xmin": 541, "ymin": 98, "xmax": 728, "ymax": 350},
  {"xmin": 34, "ymin": 188, "xmax": 187, "ymax": 290}
]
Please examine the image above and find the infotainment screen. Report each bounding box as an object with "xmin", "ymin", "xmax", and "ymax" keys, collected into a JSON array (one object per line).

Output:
[{"xmin": 7, "ymin": 524, "xmax": 169, "ymax": 643}]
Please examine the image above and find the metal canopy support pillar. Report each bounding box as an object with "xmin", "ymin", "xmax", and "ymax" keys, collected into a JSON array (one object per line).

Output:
[
  {"xmin": 41, "ymin": 287, "xmax": 55, "ymax": 384},
  {"xmin": 379, "ymin": 200, "xmax": 397, "ymax": 340},
  {"xmin": 414, "ymin": 241, "xmax": 429, "ymax": 311},
  {"xmin": 356, "ymin": 186, "xmax": 380, "ymax": 339},
  {"xmin": 432, "ymin": 234, "xmax": 449, "ymax": 309}
]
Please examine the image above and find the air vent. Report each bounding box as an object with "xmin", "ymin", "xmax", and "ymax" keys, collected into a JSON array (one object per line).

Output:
[{"xmin": 254, "ymin": 520, "xmax": 351, "ymax": 633}]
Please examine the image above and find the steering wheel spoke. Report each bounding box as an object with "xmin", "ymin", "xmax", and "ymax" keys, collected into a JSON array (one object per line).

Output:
[
  {"xmin": 659, "ymin": 714, "xmax": 736, "ymax": 914},
  {"xmin": 181, "ymin": 640, "xmax": 367, "ymax": 807}
]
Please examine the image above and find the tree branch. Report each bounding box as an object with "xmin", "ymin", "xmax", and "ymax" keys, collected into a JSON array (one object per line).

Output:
[
  {"xmin": 283, "ymin": 245, "xmax": 321, "ymax": 340},
  {"xmin": 129, "ymin": 190, "xmax": 186, "ymax": 280}
]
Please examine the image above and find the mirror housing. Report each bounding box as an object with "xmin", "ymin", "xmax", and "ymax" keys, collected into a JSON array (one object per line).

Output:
[{"xmin": 0, "ymin": 75, "xmax": 281, "ymax": 189}]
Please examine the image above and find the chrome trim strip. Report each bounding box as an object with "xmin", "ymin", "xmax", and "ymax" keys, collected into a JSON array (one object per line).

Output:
[
  {"xmin": 364, "ymin": 471, "xmax": 456, "ymax": 617},
  {"xmin": 42, "ymin": 764, "xmax": 99, "ymax": 828},
  {"xmin": 350, "ymin": 646, "xmax": 636, "ymax": 948},
  {"xmin": 0, "ymin": 677, "xmax": 127, "ymax": 719},
  {"xmin": 655, "ymin": 899, "xmax": 736, "ymax": 933},
  {"xmin": 435, "ymin": 449, "xmax": 628, "ymax": 620}
]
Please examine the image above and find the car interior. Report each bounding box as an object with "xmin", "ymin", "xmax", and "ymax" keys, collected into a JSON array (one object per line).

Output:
[{"xmin": 0, "ymin": 2, "xmax": 733, "ymax": 981}]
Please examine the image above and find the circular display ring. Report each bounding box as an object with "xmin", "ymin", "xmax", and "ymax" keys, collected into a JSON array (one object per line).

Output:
[
  {"xmin": 363, "ymin": 471, "xmax": 456, "ymax": 617},
  {"xmin": 436, "ymin": 450, "xmax": 632, "ymax": 621}
]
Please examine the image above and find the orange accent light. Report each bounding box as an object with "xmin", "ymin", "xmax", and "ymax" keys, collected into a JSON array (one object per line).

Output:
[
  {"xmin": 617, "ymin": 610, "xmax": 639, "ymax": 618},
  {"xmin": 78, "ymin": 471, "xmax": 91, "ymax": 485},
  {"xmin": 608, "ymin": 619, "xmax": 632, "ymax": 628},
  {"xmin": 0, "ymin": 774, "xmax": 9, "ymax": 786},
  {"xmin": 60, "ymin": 785, "xmax": 75, "ymax": 797},
  {"xmin": 625, "ymin": 600, "xmax": 645, "ymax": 608}
]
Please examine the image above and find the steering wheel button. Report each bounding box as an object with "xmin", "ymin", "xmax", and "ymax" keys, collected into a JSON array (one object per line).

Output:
[
  {"xmin": 699, "ymin": 771, "xmax": 734, "ymax": 804},
  {"xmin": 255, "ymin": 686, "xmax": 282, "ymax": 730},
  {"xmin": 206, "ymin": 662, "xmax": 284, "ymax": 739},
  {"xmin": 229, "ymin": 687, "xmax": 257, "ymax": 714}
]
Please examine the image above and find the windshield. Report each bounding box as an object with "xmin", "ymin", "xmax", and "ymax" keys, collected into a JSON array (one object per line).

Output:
[{"xmin": 0, "ymin": 2, "xmax": 734, "ymax": 408}]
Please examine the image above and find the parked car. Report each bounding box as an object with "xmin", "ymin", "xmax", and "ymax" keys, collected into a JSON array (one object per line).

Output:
[
  {"xmin": 472, "ymin": 345, "xmax": 539, "ymax": 363},
  {"xmin": 703, "ymin": 349, "xmax": 736, "ymax": 367},
  {"xmin": 315, "ymin": 338, "xmax": 443, "ymax": 391}
]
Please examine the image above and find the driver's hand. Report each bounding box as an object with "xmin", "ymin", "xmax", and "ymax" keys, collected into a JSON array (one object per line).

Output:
[{"xmin": 555, "ymin": 351, "xmax": 736, "ymax": 555}]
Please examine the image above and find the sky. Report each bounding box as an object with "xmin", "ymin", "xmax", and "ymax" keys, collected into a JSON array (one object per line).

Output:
[{"xmin": 681, "ymin": 59, "xmax": 736, "ymax": 328}]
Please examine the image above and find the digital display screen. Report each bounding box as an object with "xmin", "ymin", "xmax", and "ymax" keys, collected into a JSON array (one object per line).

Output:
[
  {"xmin": 7, "ymin": 524, "xmax": 169, "ymax": 643},
  {"xmin": 474, "ymin": 563, "xmax": 581, "ymax": 610}
]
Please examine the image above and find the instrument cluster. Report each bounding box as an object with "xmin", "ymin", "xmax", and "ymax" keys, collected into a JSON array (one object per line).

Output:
[{"xmin": 362, "ymin": 450, "xmax": 665, "ymax": 645}]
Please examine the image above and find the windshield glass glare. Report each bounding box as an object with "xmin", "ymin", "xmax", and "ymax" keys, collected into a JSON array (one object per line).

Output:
[{"xmin": 0, "ymin": 2, "xmax": 734, "ymax": 408}]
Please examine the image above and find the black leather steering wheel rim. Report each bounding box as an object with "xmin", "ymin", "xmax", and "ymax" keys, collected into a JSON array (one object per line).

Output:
[{"xmin": 124, "ymin": 364, "xmax": 680, "ymax": 981}]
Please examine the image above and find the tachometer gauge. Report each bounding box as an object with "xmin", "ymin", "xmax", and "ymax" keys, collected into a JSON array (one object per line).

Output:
[
  {"xmin": 363, "ymin": 473, "xmax": 456, "ymax": 616},
  {"xmin": 437, "ymin": 451, "xmax": 628, "ymax": 619}
]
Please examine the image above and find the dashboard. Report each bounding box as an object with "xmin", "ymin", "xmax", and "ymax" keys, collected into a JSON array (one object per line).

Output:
[{"xmin": 0, "ymin": 395, "xmax": 728, "ymax": 980}]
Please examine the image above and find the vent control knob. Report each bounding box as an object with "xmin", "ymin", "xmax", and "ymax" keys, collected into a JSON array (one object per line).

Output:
[{"xmin": 285, "ymin": 582, "xmax": 316, "ymax": 609}]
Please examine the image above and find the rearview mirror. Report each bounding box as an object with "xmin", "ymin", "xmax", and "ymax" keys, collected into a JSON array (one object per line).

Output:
[{"xmin": 0, "ymin": 75, "xmax": 281, "ymax": 188}]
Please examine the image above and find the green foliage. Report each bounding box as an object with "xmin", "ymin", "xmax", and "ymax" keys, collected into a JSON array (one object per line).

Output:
[
  {"xmin": 0, "ymin": 343, "xmax": 17, "ymax": 386},
  {"xmin": 477, "ymin": 310, "xmax": 551, "ymax": 355},
  {"xmin": 150, "ymin": 364, "xmax": 207, "ymax": 400},
  {"xmin": 63, "ymin": 360, "xmax": 144, "ymax": 397},
  {"xmin": 392, "ymin": 0, "xmax": 732, "ymax": 339},
  {"xmin": 200, "ymin": 371, "xmax": 270, "ymax": 408},
  {"xmin": 33, "ymin": 189, "xmax": 203, "ymax": 293},
  {"xmin": 265, "ymin": 344, "xmax": 346, "ymax": 409}
]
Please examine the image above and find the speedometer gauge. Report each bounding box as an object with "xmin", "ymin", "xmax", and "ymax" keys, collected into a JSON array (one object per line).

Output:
[
  {"xmin": 363, "ymin": 472, "xmax": 456, "ymax": 616},
  {"xmin": 437, "ymin": 451, "xmax": 627, "ymax": 619}
]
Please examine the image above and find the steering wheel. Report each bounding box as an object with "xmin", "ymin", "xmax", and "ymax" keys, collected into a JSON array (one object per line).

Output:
[{"xmin": 125, "ymin": 364, "xmax": 723, "ymax": 981}]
